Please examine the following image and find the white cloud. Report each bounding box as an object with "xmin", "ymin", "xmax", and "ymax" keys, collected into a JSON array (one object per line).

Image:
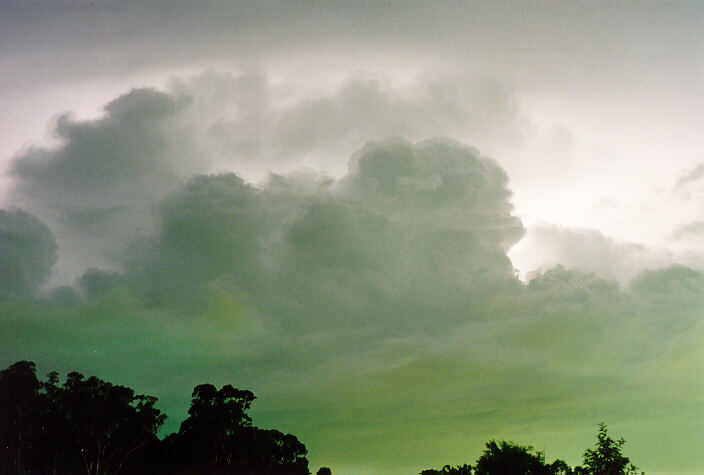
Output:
[{"xmin": 509, "ymin": 224, "xmax": 679, "ymax": 284}]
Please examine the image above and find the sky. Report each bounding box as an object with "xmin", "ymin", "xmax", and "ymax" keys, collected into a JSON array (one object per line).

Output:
[{"xmin": 0, "ymin": 1, "xmax": 702, "ymax": 473}]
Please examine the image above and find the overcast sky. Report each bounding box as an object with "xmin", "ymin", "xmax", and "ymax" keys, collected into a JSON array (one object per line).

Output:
[{"xmin": 1, "ymin": 1, "xmax": 702, "ymax": 473}]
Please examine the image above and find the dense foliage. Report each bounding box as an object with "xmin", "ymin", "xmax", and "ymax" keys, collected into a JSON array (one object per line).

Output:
[
  {"xmin": 578, "ymin": 423, "xmax": 641, "ymax": 475},
  {"xmin": 0, "ymin": 361, "xmax": 308, "ymax": 474},
  {"xmin": 0, "ymin": 361, "xmax": 164, "ymax": 475},
  {"xmin": 422, "ymin": 425, "xmax": 641, "ymax": 475}
]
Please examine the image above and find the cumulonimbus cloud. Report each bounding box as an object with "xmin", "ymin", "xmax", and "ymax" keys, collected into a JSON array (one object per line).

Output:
[
  {"xmin": 7, "ymin": 72, "xmax": 528, "ymax": 285},
  {"xmin": 115, "ymin": 137, "xmax": 524, "ymax": 338},
  {"xmin": 1, "ymin": 77, "xmax": 703, "ymax": 473}
]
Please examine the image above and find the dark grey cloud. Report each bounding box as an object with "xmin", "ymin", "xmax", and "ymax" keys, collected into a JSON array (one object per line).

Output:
[
  {"xmin": 12, "ymin": 89, "xmax": 187, "ymax": 200},
  {"xmin": 9, "ymin": 88, "xmax": 200, "ymax": 278},
  {"xmin": 0, "ymin": 208, "xmax": 56, "ymax": 299},
  {"xmin": 123, "ymin": 138, "xmax": 523, "ymax": 337},
  {"xmin": 630, "ymin": 264, "xmax": 704, "ymax": 296},
  {"xmin": 7, "ymin": 72, "xmax": 528, "ymax": 284}
]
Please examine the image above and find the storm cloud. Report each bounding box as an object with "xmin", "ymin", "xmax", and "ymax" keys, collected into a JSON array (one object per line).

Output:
[
  {"xmin": 9, "ymin": 88, "xmax": 200, "ymax": 279},
  {"xmin": 110, "ymin": 137, "xmax": 524, "ymax": 339},
  {"xmin": 1, "ymin": 4, "xmax": 703, "ymax": 469},
  {"xmin": 7, "ymin": 72, "xmax": 529, "ymax": 285},
  {"xmin": 1, "ymin": 85, "xmax": 702, "ymax": 472},
  {"xmin": 0, "ymin": 208, "xmax": 56, "ymax": 299}
]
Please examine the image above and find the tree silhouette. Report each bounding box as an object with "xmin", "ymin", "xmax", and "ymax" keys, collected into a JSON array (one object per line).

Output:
[
  {"xmin": 1, "ymin": 361, "xmax": 311, "ymax": 474},
  {"xmin": 160, "ymin": 382, "xmax": 308, "ymax": 474},
  {"xmin": 420, "ymin": 463, "xmax": 472, "ymax": 474},
  {"xmin": 176, "ymin": 383, "xmax": 256, "ymax": 465},
  {"xmin": 474, "ymin": 440, "xmax": 557, "ymax": 475},
  {"xmin": 50, "ymin": 371, "xmax": 166, "ymax": 474},
  {"xmin": 0, "ymin": 361, "xmax": 41, "ymax": 474},
  {"xmin": 0, "ymin": 361, "xmax": 165, "ymax": 475},
  {"xmin": 550, "ymin": 458, "xmax": 574, "ymax": 475},
  {"xmin": 422, "ymin": 439, "xmax": 573, "ymax": 475},
  {"xmin": 419, "ymin": 424, "xmax": 645, "ymax": 475},
  {"xmin": 579, "ymin": 423, "xmax": 641, "ymax": 475}
]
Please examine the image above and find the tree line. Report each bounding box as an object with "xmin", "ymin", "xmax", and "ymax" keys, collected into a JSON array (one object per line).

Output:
[
  {"xmin": 421, "ymin": 423, "xmax": 642, "ymax": 475},
  {"xmin": 1, "ymin": 360, "xmax": 642, "ymax": 474},
  {"xmin": 0, "ymin": 361, "xmax": 307, "ymax": 474}
]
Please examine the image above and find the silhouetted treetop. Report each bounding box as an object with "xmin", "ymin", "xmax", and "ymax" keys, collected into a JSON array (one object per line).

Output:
[
  {"xmin": 580, "ymin": 423, "xmax": 642, "ymax": 475},
  {"xmin": 421, "ymin": 463, "xmax": 472, "ymax": 474},
  {"xmin": 474, "ymin": 440, "xmax": 555, "ymax": 475},
  {"xmin": 421, "ymin": 424, "xmax": 643, "ymax": 475},
  {"xmin": 171, "ymin": 382, "xmax": 308, "ymax": 474},
  {"xmin": 0, "ymin": 360, "xmax": 165, "ymax": 475}
]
